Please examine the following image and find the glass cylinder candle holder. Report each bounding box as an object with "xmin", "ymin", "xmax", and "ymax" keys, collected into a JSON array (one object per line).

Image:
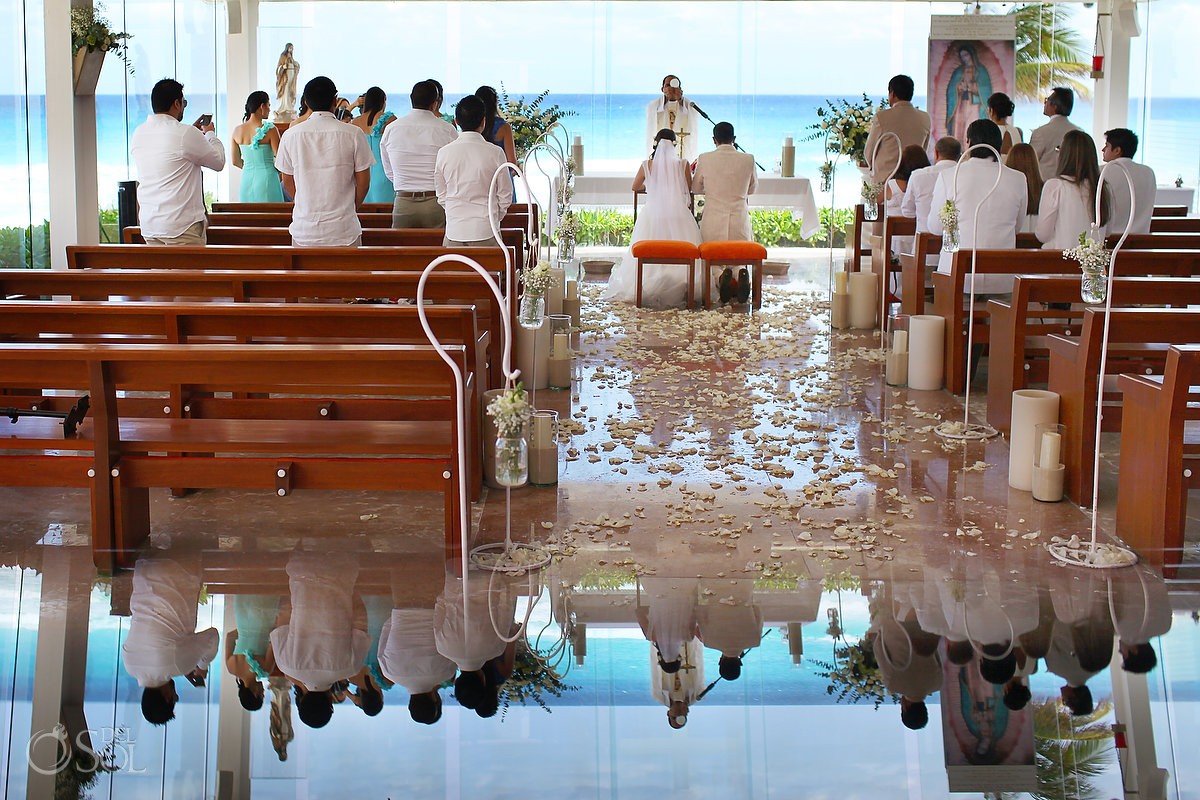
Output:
[
  {"xmin": 547, "ymin": 314, "xmax": 573, "ymax": 389},
  {"xmin": 886, "ymin": 313, "xmax": 909, "ymax": 387},
  {"xmin": 528, "ymin": 409, "xmax": 560, "ymax": 486},
  {"xmin": 1032, "ymin": 422, "xmax": 1066, "ymax": 502}
]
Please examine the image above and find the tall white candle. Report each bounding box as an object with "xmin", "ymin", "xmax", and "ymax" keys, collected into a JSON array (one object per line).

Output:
[
  {"xmin": 1039, "ymin": 431, "xmax": 1061, "ymax": 469},
  {"xmin": 907, "ymin": 315, "xmax": 944, "ymax": 390},
  {"xmin": 892, "ymin": 330, "xmax": 908, "ymax": 354},
  {"xmin": 552, "ymin": 332, "xmax": 569, "ymax": 359},
  {"xmin": 784, "ymin": 136, "xmax": 794, "ymax": 146},
  {"xmin": 566, "ymin": 279, "xmax": 579, "ymax": 300},
  {"xmin": 848, "ymin": 272, "xmax": 877, "ymax": 329},
  {"xmin": 1008, "ymin": 390, "xmax": 1060, "ymax": 491},
  {"xmin": 547, "ymin": 267, "xmax": 566, "ymax": 315},
  {"xmin": 572, "ymin": 135, "xmax": 582, "ymax": 145},
  {"xmin": 835, "ymin": 271, "xmax": 848, "ymax": 294}
]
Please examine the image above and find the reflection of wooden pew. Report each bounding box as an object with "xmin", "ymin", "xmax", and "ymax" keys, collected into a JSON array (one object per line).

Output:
[
  {"xmin": 1117, "ymin": 344, "xmax": 1200, "ymax": 572},
  {"xmin": 986, "ymin": 275, "xmax": 1200, "ymax": 434}
]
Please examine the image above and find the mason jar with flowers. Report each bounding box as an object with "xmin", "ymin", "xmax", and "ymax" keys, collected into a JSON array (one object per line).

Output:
[
  {"xmin": 1063, "ymin": 225, "xmax": 1112, "ymax": 305},
  {"xmin": 519, "ymin": 261, "xmax": 555, "ymax": 328},
  {"xmin": 487, "ymin": 383, "xmax": 531, "ymax": 487}
]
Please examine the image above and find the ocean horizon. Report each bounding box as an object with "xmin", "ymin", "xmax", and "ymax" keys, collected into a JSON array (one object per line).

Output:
[{"xmin": 1, "ymin": 92, "xmax": 1196, "ymax": 225}]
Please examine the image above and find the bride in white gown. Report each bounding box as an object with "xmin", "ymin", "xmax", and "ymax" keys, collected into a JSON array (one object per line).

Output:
[{"xmin": 604, "ymin": 129, "xmax": 703, "ymax": 308}]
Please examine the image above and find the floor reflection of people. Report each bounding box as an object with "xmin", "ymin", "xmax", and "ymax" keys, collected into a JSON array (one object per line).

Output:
[
  {"xmin": 650, "ymin": 637, "xmax": 705, "ymax": 729},
  {"xmin": 378, "ymin": 605, "xmax": 456, "ymax": 725},
  {"xmin": 697, "ymin": 578, "xmax": 763, "ymax": 682},
  {"xmin": 121, "ymin": 557, "xmax": 220, "ymax": 726},
  {"xmin": 1109, "ymin": 564, "xmax": 1172, "ymax": 675},
  {"xmin": 268, "ymin": 676, "xmax": 295, "ymax": 761},
  {"xmin": 435, "ymin": 570, "xmax": 516, "ymax": 715},
  {"xmin": 870, "ymin": 579, "xmax": 943, "ymax": 731},
  {"xmin": 636, "ymin": 576, "xmax": 701, "ymax": 672},
  {"xmin": 267, "ymin": 553, "xmax": 369, "ymax": 729},
  {"xmin": 224, "ymin": 595, "xmax": 282, "ymax": 712}
]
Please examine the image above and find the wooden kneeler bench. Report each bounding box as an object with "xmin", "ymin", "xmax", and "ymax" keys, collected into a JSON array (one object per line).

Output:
[{"xmin": 630, "ymin": 240, "xmax": 701, "ymax": 308}]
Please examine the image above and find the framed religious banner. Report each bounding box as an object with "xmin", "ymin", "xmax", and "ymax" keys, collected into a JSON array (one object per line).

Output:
[{"xmin": 928, "ymin": 15, "xmax": 1017, "ymax": 148}]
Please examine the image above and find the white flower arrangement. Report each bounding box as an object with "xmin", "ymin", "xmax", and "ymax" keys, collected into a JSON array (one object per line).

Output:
[
  {"xmin": 803, "ymin": 94, "xmax": 881, "ymax": 165},
  {"xmin": 556, "ymin": 210, "xmax": 578, "ymax": 244},
  {"xmin": 487, "ymin": 383, "xmax": 531, "ymax": 438},
  {"xmin": 818, "ymin": 161, "xmax": 834, "ymax": 192},
  {"xmin": 1063, "ymin": 226, "xmax": 1111, "ymax": 275},
  {"xmin": 938, "ymin": 200, "xmax": 959, "ymax": 232},
  {"xmin": 860, "ymin": 181, "xmax": 883, "ymax": 205},
  {"xmin": 522, "ymin": 260, "xmax": 556, "ymax": 298}
]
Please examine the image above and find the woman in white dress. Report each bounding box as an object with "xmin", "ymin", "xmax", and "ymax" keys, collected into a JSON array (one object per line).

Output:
[
  {"xmin": 1036, "ymin": 130, "xmax": 1108, "ymax": 249},
  {"xmin": 604, "ymin": 129, "xmax": 702, "ymax": 308}
]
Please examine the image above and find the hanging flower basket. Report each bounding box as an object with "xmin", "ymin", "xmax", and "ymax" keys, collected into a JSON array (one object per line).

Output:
[
  {"xmin": 70, "ymin": 4, "xmax": 133, "ymax": 96},
  {"xmin": 939, "ymin": 200, "xmax": 960, "ymax": 253}
]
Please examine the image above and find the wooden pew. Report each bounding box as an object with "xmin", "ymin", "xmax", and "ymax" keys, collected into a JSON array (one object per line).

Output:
[
  {"xmin": 986, "ymin": 275, "xmax": 1200, "ymax": 435},
  {"xmin": 0, "ymin": 342, "xmax": 471, "ymax": 570},
  {"xmin": 1116, "ymin": 343, "xmax": 1200, "ymax": 569},
  {"xmin": 869, "ymin": 215, "xmax": 915, "ymax": 310},
  {"xmin": 205, "ymin": 209, "xmax": 534, "ymax": 233},
  {"xmin": 0, "ymin": 268, "xmax": 510, "ymax": 390},
  {"xmin": 1152, "ymin": 205, "xmax": 1188, "ymax": 217},
  {"xmin": 0, "ymin": 301, "xmax": 487, "ymax": 501},
  {"xmin": 211, "ymin": 201, "xmax": 539, "ymax": 219},
  {"xmin": 123, "ymin": 225, "xmax": 528, "ymax": 254},
  {"xmin": 899, "ymin": 232, "xmax": 1043, "ymax": 317},
  {"xmin": 1149, "ymin": 218, "xmax": 1200, "ymax": 233},
  {"xmin": 1047, "ymin": 308, "xmax": 1200, "ymax": 504},
  {"xmin": 932, "ymin": 248, "xmax": 1200, "ymax": 393}
]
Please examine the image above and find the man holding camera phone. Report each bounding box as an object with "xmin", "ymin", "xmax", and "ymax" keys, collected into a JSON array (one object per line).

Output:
[{"xmin": 130, "ymin": 78, "xmax": 226, "ymax": 245}]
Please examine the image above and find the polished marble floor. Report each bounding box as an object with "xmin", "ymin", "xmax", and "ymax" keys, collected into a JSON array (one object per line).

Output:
[{"xmin": 1, "ymin": 257, "xmax": 1198, "ymax": 799}]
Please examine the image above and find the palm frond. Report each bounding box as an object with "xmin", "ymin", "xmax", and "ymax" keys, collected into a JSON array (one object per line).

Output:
[{"xmin": 1009, "ymin": 3, "xmax": 1093, "ymax": 101}]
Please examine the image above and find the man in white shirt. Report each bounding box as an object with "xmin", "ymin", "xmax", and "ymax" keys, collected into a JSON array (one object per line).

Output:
[
  {"xmin": 275, "ymin": 76, "xmax": 374, "ymax": 247},
  {"xmin": 434, "ymin": 95, "xmax": 511, "ymax": 247},
  {"xmin": 121, "ymin": 556, "xmax": 219, "ymax": 725},
  {"xmin": 1102, "ymin": 127, "xmax": 1157, "ymax": 235},
  {"xmin": 1028, "ymin": 87, "xmax": 1082, "ymax": 179},
  {"xmin": 130, "ymin": 79, "xmax": 225, "ymax": 245},
  {"xmin": 380, "ymin": 79, "xmax": 458, "ymax": 229},
  {"xmin": 645, "ymin": 75, "xmax": 705, "ymax": 163},
  {"xmin": 901, "ymin": 136, "xmax": 962, "ymax": 235},
  {"xmin": 928, "ymin": 119, "xmax": 1028, "ymax": 294}
]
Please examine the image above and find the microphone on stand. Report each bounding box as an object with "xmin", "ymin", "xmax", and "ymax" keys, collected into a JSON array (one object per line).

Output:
[{"xmin": 688, "ymin": 100, "xmax": 767, "ymax": 172}]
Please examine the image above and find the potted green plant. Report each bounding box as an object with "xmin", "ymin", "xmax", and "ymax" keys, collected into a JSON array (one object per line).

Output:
[{"xmin": 70, "ymin": 4, "xmax": 133, "ymax": 95}]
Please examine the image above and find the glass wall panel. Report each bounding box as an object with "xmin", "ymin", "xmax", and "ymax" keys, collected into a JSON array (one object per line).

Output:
[{"xmin": 1, "ymin": 0, "xmax": 49, "ymax": 268}]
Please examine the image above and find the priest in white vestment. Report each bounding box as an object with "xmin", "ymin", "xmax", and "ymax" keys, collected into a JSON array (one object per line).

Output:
[
  {"xmin": 645, "ymin": 75, "xmax": 704, "ymax": 163},
  {"xmin": 692, "ymin": 122, "xmax": 758, "ymax": 242}
]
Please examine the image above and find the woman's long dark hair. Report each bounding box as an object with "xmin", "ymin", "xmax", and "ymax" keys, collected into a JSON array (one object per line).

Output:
[
  {"xmin": 896, "ymin": 144, "xmax": 930, "ymax": 183},
  {"xmin": 650, "ymin": 128, "xmax": 676, "ymax": 160},
  {"xmin": 475, "ymin": 86, "xmax": 499, "ymax": 143},
  {"xmin": 1056, "ymin": 130, "xmax": 1109, "ymax": 225},
  {"xmin": 361, "ymin": 86, "xmax": 386, "ymax": 126},
  {"xmin": 243, "ymin": 90, "xmax": 270, "ymax": 122}
]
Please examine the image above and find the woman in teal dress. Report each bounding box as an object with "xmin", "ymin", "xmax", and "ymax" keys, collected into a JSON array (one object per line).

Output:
[
  {"xmin": 231, "ymin": 91, "xmax": 284, "ymax": 202},
  {"xmin": 351, "ymin": 86, "xmax": 396, "ymax": 203}
]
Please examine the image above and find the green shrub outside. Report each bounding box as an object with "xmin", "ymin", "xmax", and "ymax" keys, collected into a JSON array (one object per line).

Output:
[
  {"xmin": 570, "ymin": 207, "xmax": 852, "ymax": 248},
  {"xmin": 0, "ymin": 221, "xmax": 51, "ymax": 268}
]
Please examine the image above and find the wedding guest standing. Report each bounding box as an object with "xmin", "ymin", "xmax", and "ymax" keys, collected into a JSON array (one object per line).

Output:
[
  {"xmin": 351, "ymin": 86, "xmax": 397, "ymax": 203},
  {"xmin": 275, "ymin": 76, "xmax": 374, "ymax": 247},
  {"xmin": 231, "ymin": 90, "xmax": 283, "ymax": 202},
  {"xmin": 864, "ymin": 75, "xmax": 931, "ymax": 185},
  {"xmin": 475, "ymin": 85, "xmax": 517, "ymax": 164},
  {"xmin": 986, "ymin": 92, "xmax": 1022, "ymax": 155},
  {"xmin": 1036, "ymin": 130, "xmax": 1108, "ymax": 249},
  {"xmin": 380, "ymin": 79, "xmax": 457, "ymax": 229},
  {"xmin": 1004, "ymin": 143, "xmax": 1044, "ymax": 233},
  {"xmin": 130, "ymin": 78, "xmax": 226, "ymax": 245},
  {"xmin": 434, "ymin": 95, "xmax": 511, "ymax": 247},
  {"xmin": 1028, "ymin": 87, "xmax": 1082, "ymax": 180},
  {"xmin": 1102, "ymin": 128, "xmax": 1157, "ymax": 235}
]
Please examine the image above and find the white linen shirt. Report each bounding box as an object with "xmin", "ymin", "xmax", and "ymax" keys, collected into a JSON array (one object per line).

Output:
[
  {"xmin": 900, "ymin": 160, "xmax": 955, "ymax": 234},
  {"xmin": 434, "ymin": 131, "xmax": 512, "ymax": 242},
  {"xmin": 274, "ymin": 111, "xmax": 374, "ymax": 246},
  {"xmin": 129, "ymin": 114, "xmax": 225, "ymax": 239},
  {"xmin": 121, "ymin": 559, "xmax": 219, "ymax": 688},
  {"xmin": 1037, "ymin": 177, "xmax": 1104, "ymax": 249},
  {"xmin": 377, "ymin": 608, "xmax": 456, "ymax": 693},
  {"xmin": 379, "ymin": 109, "xmax": 458, "ymax": 192},
  {"xmin": 1105, "ymin": 157, "xmax": 1157, "ymax": 235}
]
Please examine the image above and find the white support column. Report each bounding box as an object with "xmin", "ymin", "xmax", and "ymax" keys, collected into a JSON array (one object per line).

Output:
[
  {"xmin": 45, "ymin": 1, "xmax": 101, "ymax": 269},
  {"xmin": 225, "ymin": 0, "xmax": 260, "ymax": 203},
  {"xmin": 1109, "ymin": 637, "xmax": 1169, "ymax": 800},
  {"xmin": 1091, "ymin": 0, "xmax": 1136, "ymax": 140}
]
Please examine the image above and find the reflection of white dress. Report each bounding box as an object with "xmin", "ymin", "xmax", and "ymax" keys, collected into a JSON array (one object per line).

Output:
[{"xmin": 604, "ymin": 142, "xmax": 702, "ymax": 308}]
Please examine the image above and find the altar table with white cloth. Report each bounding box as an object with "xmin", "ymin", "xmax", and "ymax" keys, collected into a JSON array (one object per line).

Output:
[
  {"xmin": 561, "ymin": 171, "xmax": 822, "ymax": 237},
  {"xmin": 1155, "ymin": 185, "xmax": 1195, "ymax": 214}
]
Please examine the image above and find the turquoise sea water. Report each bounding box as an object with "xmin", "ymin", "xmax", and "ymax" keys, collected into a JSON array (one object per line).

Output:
[{"xmin": 1, "ymin": 92, "xmax": 1196, "ymax": 223}]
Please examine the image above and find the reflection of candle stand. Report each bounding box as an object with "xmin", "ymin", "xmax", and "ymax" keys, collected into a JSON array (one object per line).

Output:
[
  {"xmin": 547, "ymin": 314, "xmax": 573, "ymax": 390},
  {"xmin": 1048, "ymin": 160, "xmax": 1139, "ymax": 570}
]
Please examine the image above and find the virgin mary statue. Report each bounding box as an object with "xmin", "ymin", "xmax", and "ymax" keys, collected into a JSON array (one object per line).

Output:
[{"xmin": 274, "ymin": 43, "xmax": 300, "ymax": 121}]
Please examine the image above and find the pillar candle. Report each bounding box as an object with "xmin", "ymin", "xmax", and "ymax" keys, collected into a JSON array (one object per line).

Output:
[
  {"xmin": 835, "ymin": 271, "xmax": 848, "ymax": 294},
  {"xmin": 547, "ymin": 355, "xmax": 572, "ymax": 389},
  {"xmin": 831, "ymin": 292, "xmax": 850, "ymax": 329},
  {"xmin": 892, "ymin": 330, "xmax": 908, "ymax": 354},
  {"xmin": 563, "ymin": 296, "xmax": 581, "ymax": 326},
  {"xmin": 571, "ymin": 139, "xmax": 584, "ymax": 176},
  {"xmin": 515, "ymin": 317, "xmax": 550, "ymax": 390},
  {"xmin": 566, "ymin": 279, "xmax": 579, "ymax": 300},
  {"xmin": 529, "ymin": 411, "xmax": 559, "ymax": 485},
  {"xmin": 781, "ymin": 139, "xmax": 795, "ymax": 178},
  {"xmin": 1039, "ymin": 431, "xmax": 1061, "ymax": 469},
  {"xmin": 1008, "ymin": 389, "xmax": 1060, "ymax": 491},
  {"xmin": 547, "ymin": 267, "xmax": 566, "ymax": 315},
  {"xmin": 907, "ymin": 315, "xmax": 944, "ymax": 391},
  {"xmin": 848, "ymin": 271, "xmax": 877, "ymax": 329}
]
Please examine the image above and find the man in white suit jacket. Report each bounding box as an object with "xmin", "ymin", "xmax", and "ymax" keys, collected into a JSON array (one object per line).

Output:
[
  {"xmin": 864, "ymin": 75, "xmax": 931, "ymax": 185},
  {"xmin": 1029, "ymin": 87, "xmax": 1082, "ymax": 179},
  {"xmin": 1102, "ymin": 127, "xmax": 1157, "ymax": 235},
  {"xmin": 927, "ymin": 119, "xmax": 1028, "ymax": 295},
  {"xmin": 692, "ymin": 122, "xmax": 758, "ymax": 242}
]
